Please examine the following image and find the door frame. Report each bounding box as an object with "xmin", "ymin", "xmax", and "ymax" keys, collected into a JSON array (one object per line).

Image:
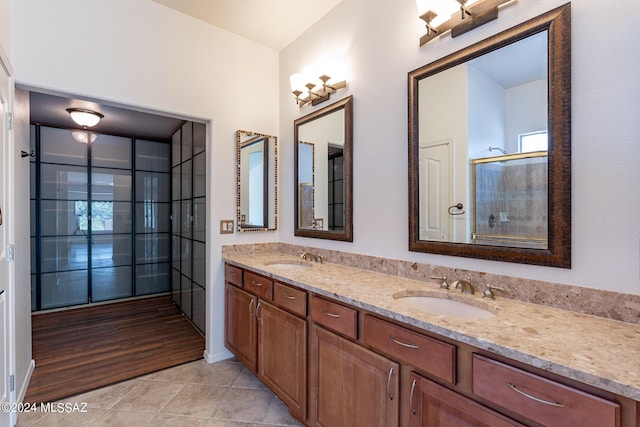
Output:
[{"xmin": 0, "ymin": 41, "xmax": 17, "ymax": 427}]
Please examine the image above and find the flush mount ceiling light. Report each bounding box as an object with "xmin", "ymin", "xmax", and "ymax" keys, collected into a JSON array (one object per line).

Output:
[
  {"xmin": 71, "ymin": 131, "xmax": 98, "ymax": 144},
  {"xmin": 417, "ymin": 0, "xmax": 515, "ymax": 46},
  {"xmin": 66, "ymin": 108, "xmax": 104, "ymax": 128}
]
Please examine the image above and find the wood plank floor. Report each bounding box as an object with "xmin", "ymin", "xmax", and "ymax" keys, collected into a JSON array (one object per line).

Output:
[{"xmin": 25, "ymin": 295, "xmax": 205, "ymax": 403}]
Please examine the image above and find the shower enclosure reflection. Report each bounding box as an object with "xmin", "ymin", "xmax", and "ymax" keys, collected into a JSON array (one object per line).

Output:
[{"xmin": 472, "ymin": 151, "xmax": 548, "ymax": 248}]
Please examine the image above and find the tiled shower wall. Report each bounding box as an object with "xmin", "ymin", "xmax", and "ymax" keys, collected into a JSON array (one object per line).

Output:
[{"xmin": 474, "ymin": 158, "xmax": 547, "ymax": 248}]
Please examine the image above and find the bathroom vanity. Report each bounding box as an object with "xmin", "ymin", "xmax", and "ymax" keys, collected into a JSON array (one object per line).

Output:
[{"xmin": 223, "ymin": 251, "xmax": 640, "ymax": 427}]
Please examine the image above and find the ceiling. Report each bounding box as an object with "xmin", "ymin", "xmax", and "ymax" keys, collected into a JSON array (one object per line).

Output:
[
  {"xmin": 152, "ymin": 0, "xmax": 343, "ymax": 50},
  {"xmin": 29, "ymin": 1, "xmax": 343, "ymax": 138},
  {"xmin": 30, "ymin": 92, "xmax": 185, "ymax": 142},
  {"xmin": 469, "ymin": 31, "xmax": 547, "ymax": 89}
]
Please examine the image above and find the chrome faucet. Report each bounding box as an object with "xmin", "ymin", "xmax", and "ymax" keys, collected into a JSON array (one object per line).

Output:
[
  {"xmin": 430, "ymin": 275, "xmax": 450, "ymax": 290},
  {"xmin": 300, "ymin": 252, "xmax": 323, "ymax": 263},
  {"xmin": 483, "ymin": 284, "xmax": 507, "ymax": 299},
  {"xmin": 451, "ymin": 278, "xmax": 474, "ymax": 295}
]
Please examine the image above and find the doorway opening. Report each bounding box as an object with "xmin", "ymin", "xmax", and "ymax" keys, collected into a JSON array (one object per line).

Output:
[{"xmin": 28, "ymin": 90, "xmax": 206, "ymax": 334}]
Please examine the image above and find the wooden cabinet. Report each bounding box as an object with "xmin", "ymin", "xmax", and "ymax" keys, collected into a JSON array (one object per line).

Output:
[
  {"xmin": 363, "ymin": 315, "xmax": 456, "ymax": 384},
  {"xmin": 224, "ymin": 283, "xmax": 257, "ymax": 371},
  {"xmin": 224, "ymin": 265, "xmax": 307, "ymax": 420},
  {"xmin": 225, "ymin": 264, "xmax": 243, "ymax": 287},
  {"xmin": 311, "ymin": 323, "xmax": 399, "ymax": 427},
  {"xmin": 225, "ymin": 262, "xmax": 631, "ymax": 427},
  {"xmin": 472, "ymin": 354, "xmax": 620, "ymax": 427},
  {"xmin": 409, "ymin": 372, "xmax": 524, "ymax": 427},
  {"xmin": 244, "ymin": 270, "xmax": 273, "ymax": 299},
  {"xmin": 273, "ymin": 281, "xmax": 307, "ymax": 317},
  {"xmin": 258, "ymin": 299, "xmax": 307, "ymax": 420},
  {"xmin": 310, "ymin": 295, "xmax": 358, "ymax": 340}
]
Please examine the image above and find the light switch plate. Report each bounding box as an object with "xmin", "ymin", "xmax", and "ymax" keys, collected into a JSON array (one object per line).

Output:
[{"xmin": 220, "ymin": 219, "xmax": 234, "ymax": 234}]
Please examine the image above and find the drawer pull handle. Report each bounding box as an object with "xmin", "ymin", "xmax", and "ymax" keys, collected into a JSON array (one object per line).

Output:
[
  {"xmin": 229, "ymin": 271, "xmax": 236, "ymax": 275},
  {"xmin": 321, "ymin": 309, "xmax": 341, "ymax": 318},
  {"xmin": 256, "ymin": 301, "xmax": 262, "ymax": 321},
  {"xmin": 251, "ymin": 280, "xmax": 262, "ymax": 287},
  {"xmin": 282, "ymin": 293, "xmax": 297, "ymax": 300},
  {"xmin": 506, "ymin": 382, "xmax": 566, "ymax": 408},
  {"xmin": 387, "ymin": 368, "xmax": 394, "ymax": 401},
  {"xmin": 389, "ymin": 335, "xmax": 419, "ymax": 349},
  {"xmin": 409, "ymin": 379, "xmax": 417, "ymax": 415},
  {"xmin": 249, "ymin": 298, "xmax": 256, "ymax": 317}
]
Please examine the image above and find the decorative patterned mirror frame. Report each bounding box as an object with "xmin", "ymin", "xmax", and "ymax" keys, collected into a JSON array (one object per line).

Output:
[{"xmin": 236, "ymin": 130, "xmax": 278, "ymax": 232}]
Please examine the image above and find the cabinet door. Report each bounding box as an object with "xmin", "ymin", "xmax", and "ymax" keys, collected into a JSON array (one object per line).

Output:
[
  {"xmin": 409, "ymin": 372, "xmax": 524, "ymax": 427},
  {"xmin": 224, "ymin": 283, "xmax": 257, "ymax": 371},
  {"xmin": 311, "ymin": 324, "xmax": 399, "ymax": 427},
  {"xmin": 258, "ymin": 300, "xmax": 307, "ymax": 420}
]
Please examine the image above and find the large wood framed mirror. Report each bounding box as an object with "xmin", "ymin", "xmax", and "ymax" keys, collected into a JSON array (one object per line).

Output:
[
  {"xmin": 237, "ymin": 130, "xmax": 278, "ymax": 231},
  {"xmin": 408, "ymin": 4, "xmax": 571, "ymax": 267},
  {"xmin": 295, "ymin": 96, "xmax": 353, "ymax": 241}
]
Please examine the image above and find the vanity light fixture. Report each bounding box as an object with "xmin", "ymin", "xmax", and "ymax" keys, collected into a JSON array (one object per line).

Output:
[
  {"xmin": 289, "ymin": 63, "xmax": 347, "ymax": 107},
  {"xmin": 66, "ymin": 107, "xmax": 104, "ymax": 128},
  {"xmin": 417, "ymin": 0, "xmax": 514, "ymax": 46}
]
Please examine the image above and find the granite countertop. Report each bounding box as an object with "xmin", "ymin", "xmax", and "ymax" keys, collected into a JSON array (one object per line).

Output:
[{"xmin": 223, "ymin": 252, "xmax": 640, "ymax": 401}]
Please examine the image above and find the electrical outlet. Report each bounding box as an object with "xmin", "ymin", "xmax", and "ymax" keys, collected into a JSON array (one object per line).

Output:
[{"xmin": 220, "ymin": 219, "xmax": 234, "ymax": 234}]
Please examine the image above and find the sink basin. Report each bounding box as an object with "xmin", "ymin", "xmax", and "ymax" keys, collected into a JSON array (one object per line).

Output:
[
  {"xmin": 393, "ymin": 291, "xmax": 496, "ymax": 319},
  {"xmin": 264, "ymin": 260, "xmax": 312, "ymax": 270}
]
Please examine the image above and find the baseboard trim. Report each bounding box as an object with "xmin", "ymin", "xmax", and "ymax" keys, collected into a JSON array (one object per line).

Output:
[
  {"xmin": 203, "ymin": 349, "xmax": 233, "ymax": 364},
  {"xmin": 17, "ymin": 359, "xmax": 35, "ymax": 403}
]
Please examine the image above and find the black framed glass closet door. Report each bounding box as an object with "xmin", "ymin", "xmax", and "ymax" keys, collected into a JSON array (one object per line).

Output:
[{"xmin": 31, "ymin": 125, "xmax": 171, "ymax": 311}]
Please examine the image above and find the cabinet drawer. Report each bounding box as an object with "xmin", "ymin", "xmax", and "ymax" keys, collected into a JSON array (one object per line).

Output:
[
  {"xmin": 244, "ymin": 271, "xmax": 273, "ymax": 300},
  {"xmin": 363, "ymin": 315, "xmax": 456, "ymax": 384},
  {"xmin": 225, "ymin": 264, "xmax": 243, "ymax": 288},
  {"xmin": 472, "ymin": 354, "xmax": 619, "ymax": 427},
  {"xmin": 311, "ymin": 296, "xmax": 357, "ymax": 340},
  {"xmin": 273, "ymin": 282, "xmax": 307, "ymax": 317}
]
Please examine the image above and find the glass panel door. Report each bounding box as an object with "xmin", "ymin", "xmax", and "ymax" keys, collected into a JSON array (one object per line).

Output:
[
  {"xmin": 171, "ymin": 122, "xmax": 206, "ymax": 333},
  {"xmin": 31, "ymin": 126, "xmax": 171, "ymax": 311},
  {"xmin": 38, "ymin": 127, "xmax": 90, "ymax": 309}
]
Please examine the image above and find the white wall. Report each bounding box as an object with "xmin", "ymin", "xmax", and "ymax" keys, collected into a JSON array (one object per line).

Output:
[
  {"xmin": 505, "ymin": 79, "xmax": 547, "ymax": 152},
  {"xmin": 280, "ymin": 0, "xmax": 640, "ymax": 295},
  {"xmin": 12, "ymin": 0, "xmax": 281, "ymax": 361},
  {"xmin": 0, "ymin": 0, "xmax": 10, "ymax": 59},
  {"xmin": 467, "ymin": 64, "xmax": 505, "ymax": 159}
]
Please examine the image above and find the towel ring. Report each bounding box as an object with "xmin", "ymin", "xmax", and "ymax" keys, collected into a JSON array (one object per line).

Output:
[{"xmin": 448, "ymin": 203, "xmax": 465, "ymax": 215}]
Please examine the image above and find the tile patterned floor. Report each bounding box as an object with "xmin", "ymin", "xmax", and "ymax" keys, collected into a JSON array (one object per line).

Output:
[{"xmin": 17, "ymin": 358, "xmax": 304, "ymax": 427}]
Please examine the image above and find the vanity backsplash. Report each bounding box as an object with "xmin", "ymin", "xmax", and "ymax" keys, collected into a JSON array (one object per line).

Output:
[{"xmin": 222, "ymin": 242, "xmax": 640, "ymax": 325}]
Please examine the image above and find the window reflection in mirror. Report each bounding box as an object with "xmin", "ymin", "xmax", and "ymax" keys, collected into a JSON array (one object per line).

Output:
[
  {"xmin": 236, "ymin": 130, "xmax": 278, "ymax": 231},
  {"xmin": 409, "ymin": 4, "xmax": 571, "ymax": 267},
  {"xmin": 295, "ymin": 96, "xmax": 353, "ymax": 241}
]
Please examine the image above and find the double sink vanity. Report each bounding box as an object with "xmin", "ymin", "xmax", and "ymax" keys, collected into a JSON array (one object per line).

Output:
[
  {"xmin": 223, "ymin": 248, "xmax": 640, "ymax": 427},
  {"xmin": 227, "ymin": 3, "xmax": 640, "ymax": 426}
]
